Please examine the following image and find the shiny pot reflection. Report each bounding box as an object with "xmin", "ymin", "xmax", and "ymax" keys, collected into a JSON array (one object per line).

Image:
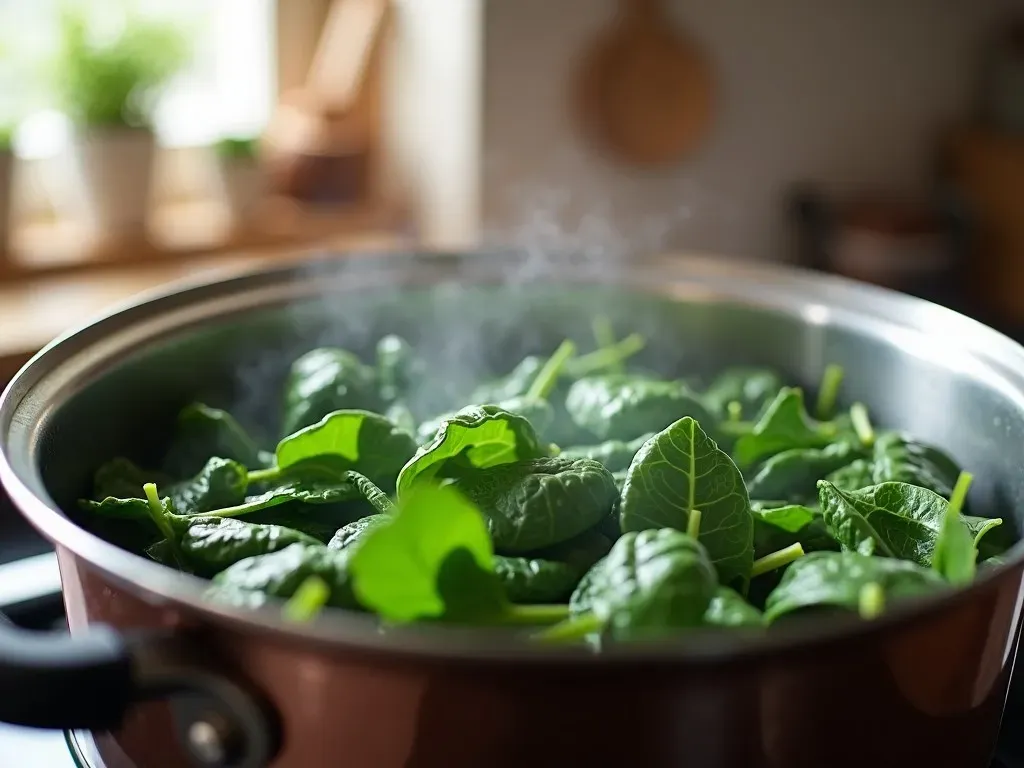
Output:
[{"xmin": 2, "ymin": 251, "xmax": 1024, "ymax": 768}]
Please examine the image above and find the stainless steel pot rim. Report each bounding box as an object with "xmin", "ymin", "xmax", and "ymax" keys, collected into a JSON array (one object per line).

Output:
[{"xmin": 3, "ymin": 248, "xmax": 1024, "ymax": 665}]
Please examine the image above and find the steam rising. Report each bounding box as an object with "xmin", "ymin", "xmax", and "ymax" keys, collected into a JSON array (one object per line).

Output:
[{"xmin": 225, "ymin": 179, "xmax": 715, "ymax": 441}]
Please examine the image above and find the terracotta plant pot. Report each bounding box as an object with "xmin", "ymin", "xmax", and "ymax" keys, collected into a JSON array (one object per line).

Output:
[{"xmin": 67, "ymin": 127, "xmax": 156, "ymax": 241}]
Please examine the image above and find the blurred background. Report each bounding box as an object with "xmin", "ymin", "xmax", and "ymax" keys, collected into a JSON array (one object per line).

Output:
[{"xmin": 0, "ymin": 0, "xmax": 1023, "ymax": 375}]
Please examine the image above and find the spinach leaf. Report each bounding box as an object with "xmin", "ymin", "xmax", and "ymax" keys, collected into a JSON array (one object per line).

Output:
[
  {"xmin": 966, "ymin": 515, "xmax": 1013, "ymax": 561},
  {"xmin": 469, "ymin": 356, "xmax": 544, "ymax": 403},
  {"xmin": 162, "ymin": 403, "xmax": 266, "ymax": 477},
  {"xmin": 91, "ymin": 457, "xmax": 172, "ymax": 501},
  {"xmin": 557, "ymin": 529, "xmax": 717, "ymax": 642},
  {"xmin": 732, "ymin": 388, "xmax": 840, "ymax": 468},
  {"xmin": 932, "ymin": 473, "xmax": 978, "ymax": 585},
  {"xmin": 619, "ymin": 417, "xmax": 754, "ymax": 587},
  {"xmin": 746, "ymin": 441, "xmax": 866, "ymax": 506},
  {"xmin": 450, "ymin": 456, "xmax": 618, "ymax": 552},
  {"xmin": 376, "ymin": 335, "xmax": 425, "ymax": 404},
  {"xmin": 258, "ymin": 409, "xmax": 417, "ymax": 494},
  {"xmin": 493, "ymin": 556, "xmax": 581, "ymax": 603},
  {"xmin": 147, "ymin": 517, "xmax": 322, "ymax": 578},
  {"xmin": 244, "ymin": 499, "xmax": 369, "ymax": 544},
  {"xmin": 870, "ymin": 432, "xmax": 962, "ymax": 499},
  {"xmin": 704, "ymin": 587, "xmax": 763, "ymax": 628},
  {"xmin": 82, "ymin": 457, "xmax": 248, "ymax": 518},
  {"xmin": 703, "ymin": 367, "xmax": 782, "ymax": 421},
  {"xmin": 752, "ymin": 504, "xmax": 838, "ymax": 559},
  {"xmin": 396, "ymin": 405, "xmax": 546, "ymax": 497},
  {"xmin": 531, "ymin": 527, "xmax": 614, "ymax": 574},
  {"xmin": 763, "ymin": 550, "xmax": 945, "ymax": 623},
  {"xmin": 818, "ymin": 479, "xmax": 990, "ymax": 567},
  {"xmin": 564, "ymin": 374, "xmax": 714, "ymax": 442},
  {"xmin": 240, "ymin": 472, "xmax": 392, "ymax": 541},
  {"xmin": 328, "ymin": 514, "xmax": 391, "ymax": 552},
  {"xmin": 349, "ymin": 483, "xmax": 568, "ymax": 626},
  {"xmin": 281, "ymin": 347, "xmax": 381, "ymax": 436},
  {"xmin": 206, "ymin": 542, "xmax": 361, "ymax": 610},
  {"xmin": 559, "ymin": 433, "xmax": 654, "ymax": 473},
  {"xmin": 166, "ymin": 457, "xmax": 249, "ymax": 515},
  {"xmin": 825, "ymin": 458, "xmax": 874, "ymax": 491}
]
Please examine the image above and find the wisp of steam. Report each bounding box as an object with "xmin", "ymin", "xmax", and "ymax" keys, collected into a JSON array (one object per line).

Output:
[{"xmin": 225, "ymin": 172, "xmax": 715, "ymax": 440}]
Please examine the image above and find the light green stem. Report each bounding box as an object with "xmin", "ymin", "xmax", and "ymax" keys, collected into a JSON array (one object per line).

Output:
[
  {"xmin": 283, "ymin": 575, "xmax": 330, "ymax": 622},
  {"xmin": 751, "ymin": 542, "xmax": 805, "ymax": 578},
  {"xmin": 143, "ymin": 482, "xmax": 185, "ymax": 567},
  {"xmin": 727, "ymin": 401, "xmax": 743, "ymax": 422},
  {"xmin": 143, "ymin": 483, "xmax": 176, "ymax": 543},
  {"xmin": 502, "ymin": 603, "xmax": 571, "ymax": 626},
  {"xmin": 858, "ymin": 582, "xmax": 885, "ymax": 619},
  {"xmin": 947, "ymin": 471, "xmax": 973, "ymax": 518},
  {"xmin": 687, "ymin": 508, "xmax": 702, "ymax": 540},
  {"xmin": 850, "ymin": 403, "xmax": 875, "ymax": 447},
  {"xmin": 564, "ymin": 333, "xmax": 645, "ymax": 377},
  {"xmin": 526, "ymin": 340, "xmax": 577, "ymax": 401},
  {"xmin": 591, "ymin": 316, "xmax": 621, "ymax": 373},
  {"xmin": 718, "ymin": 419, "xmax": 755, "ymax": 436},
  {"xmin": 247, "ymin": 466, "xmax": 281, "ymax": 485},
  {"xmin": 815, "ymin": 364, "xmax": 844, "ymax": 420},
  {"xmin": 533, "ymin": 612, "xmax": 603, "ymax": 642}
]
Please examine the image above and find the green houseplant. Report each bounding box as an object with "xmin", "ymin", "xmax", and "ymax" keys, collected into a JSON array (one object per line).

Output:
[
  {"xmin": 51, "ymin": 3, "xmax": 189, "ymax": 239},
  {"xmin": 213, "ymin": 134, "xmax": 265, "ymax": 228}
]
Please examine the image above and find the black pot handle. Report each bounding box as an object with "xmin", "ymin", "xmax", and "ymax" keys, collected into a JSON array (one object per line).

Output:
[
  {"xmin": 0, "ymin": 615, "xmax": 280, "ymax": 768},
  {"xmin": 0, "ymin": 616, "xmax": 133, "ymax": 730}
]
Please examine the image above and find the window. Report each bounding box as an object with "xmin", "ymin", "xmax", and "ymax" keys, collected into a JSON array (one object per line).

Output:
[{"xmin": 0, "ymin": 0, "xmax": 275, "ymax": 159}]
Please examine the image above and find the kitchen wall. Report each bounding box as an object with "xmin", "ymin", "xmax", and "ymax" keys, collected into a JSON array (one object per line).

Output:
[{"xmin": 480, "ymin": 0, "xmax": 1019, "ymax": 262}]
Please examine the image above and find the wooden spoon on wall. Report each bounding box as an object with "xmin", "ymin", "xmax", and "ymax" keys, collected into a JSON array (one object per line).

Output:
[{"xmin": 573, "ymin": 0, "xmax": 715, "ymax": 168}]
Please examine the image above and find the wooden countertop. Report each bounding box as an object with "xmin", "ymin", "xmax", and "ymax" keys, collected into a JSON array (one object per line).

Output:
[{"xmin": 0, "ymin": 230, "xmax": 408, "ymax": 383}]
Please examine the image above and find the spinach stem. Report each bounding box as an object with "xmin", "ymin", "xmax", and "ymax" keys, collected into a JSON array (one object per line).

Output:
[
  {"xmin": 532, "ymin": 612, "xmax": 603, "ymax": 642},
  {"xmin": 947, "ymin": 471, "xmax": 973, "ymax": 518},
  {"xmin": 718, "ymin": 419, "xmax": 755, "ymax": 436},
  {"xmin": 815, "ymin": 364, "xmax": 844, "ymax": 420},
  {"xmin": 850, "ymin": 403, "xmax": 875, "ymax": 447},
  {"xmin": 247, "ymin": 466, "xmax": 281, "ymax": 485},
  {"xmin": 751, "ymin": 542, "xmax": 805, "ymax": 578},
  {"xmin": 687, "ymin": 508, "xmax": 702, "ymax": 539},
  {"xmin": 347, "ymin": 472, "xmax": 396, "ymax": 515},
  {"xmin": 142, "ymin": 483, "xmax": 185, "ymax": 567},
  {"xmin": 142, "ymin": 483, "xmax": 177, "ymax": 543},
  {"xmin": 564, "ymin": 333, "xmax": 645, "ymax": 377},
  {"xmin": 591, "ymin": 316, "xmax": 621, "ymax": 373},
  {"xmin": 283, "ymin": 575, "xmax": 330, "ymax": 622},
  {"xmin": 502, "ymin": 603, "xmax": 571, "ymax": 626},
  {"xmin": 526, "ymin": 340, "xmax": 577, "ymax": 401},
  {"xmin": 858, "ymin": 582, "xmax": 885, "ymax": 619},
  {"xmin": 727, "ymin": 401, "xmax": 743, "ymax": 422}
]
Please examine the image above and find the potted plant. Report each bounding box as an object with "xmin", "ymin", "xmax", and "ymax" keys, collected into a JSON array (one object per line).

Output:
[
  {"xmin": 213, "ymin": 135, "xmax": 265, "ymax": 228},
  {"xmin": 0, "ymin": 125, "xmax": 13, "ymax": 260},
  {"xmin": 51, "ymin": 5, "xmax": 188, "ymax": 241}
]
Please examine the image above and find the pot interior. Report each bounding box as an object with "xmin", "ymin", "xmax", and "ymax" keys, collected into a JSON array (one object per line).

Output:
[{"xmin": 25, "ymin": 266, "xmax": 1024, "ymax": 551}]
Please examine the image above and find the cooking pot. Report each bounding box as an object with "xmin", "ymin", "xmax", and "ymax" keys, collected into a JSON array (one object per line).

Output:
[{"xmin": 2, "ymin": 250, "xmax": 1024, "ymax": 768}]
